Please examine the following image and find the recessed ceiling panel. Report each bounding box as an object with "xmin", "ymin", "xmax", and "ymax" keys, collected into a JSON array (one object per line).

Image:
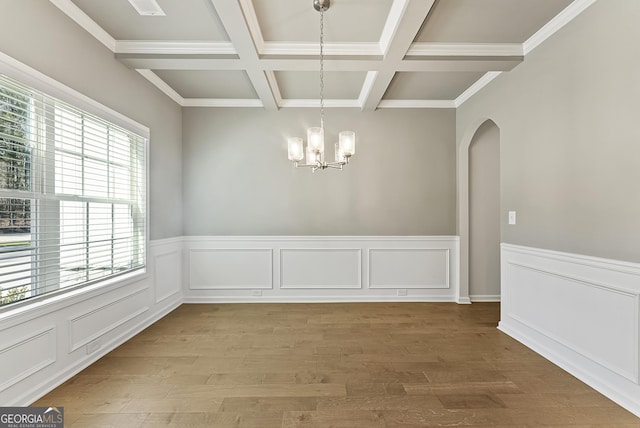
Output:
[
  {"xmin": 275, "ymin": 71, "xmax": 365, "ymax": 99},
  {"xmin": 71, "ymin": 0, "xmax": 229, "ymax": 40},
  {"xmin": 253, "ymin": 0, "xmax": 394, "ymax": 43},
  {"xmin": 153, "ymin": 70, "xmax": 258, "ymax": 99},
  {"xmin": 383, "ymin": 72, "xmax": 485, "ymax": 100},
  {"xmin": 416, "ymin": 0, "xmax": 574, "ymax": 43}
]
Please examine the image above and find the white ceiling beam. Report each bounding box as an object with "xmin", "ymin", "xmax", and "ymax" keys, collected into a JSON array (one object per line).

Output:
[
  {"xmin": 136, "ymin": 69, "xmax": 184, "ymax": 106},
  {"xmin": 182, "ymin": 99, "xmax": 263, "ymax": 108},
  {"xmin": 49, "ymin": 0, "xmax": 116, "ymax": 51},
  {"xmin": 209, "ymin": 0, "xmax": 278, "ymax": 110},
  {"xmin": 115, "ymin": 41, "xmax": 237, "ymax": 55},
  {"xmin": 360, "ymin": 0, "xmax": 438, "ymax": 111},
  {"xmin": 407, "ymin": 43, "xmax": 523, "ymax": 57},
  {"xmin": 260, "ymin": 42, "xmax": 381, "ymax": 57},
  {"xmin": 115, "ymin": 57, "xmax": 244, "ymax": 70}
]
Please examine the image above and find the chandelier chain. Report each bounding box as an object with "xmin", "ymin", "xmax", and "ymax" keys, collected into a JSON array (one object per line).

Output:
[{"xmin": 319, "ymin": 8, "xmax": 324, "ymax": 130}]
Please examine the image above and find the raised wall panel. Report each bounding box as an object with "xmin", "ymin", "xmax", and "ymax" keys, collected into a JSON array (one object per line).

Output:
[
  {"xmin": 499, "ymin": 244, "xmax": 640, "ymax": 418},
  {"xmin": 189, "ymin": 249, "xmax": 273, "ymax": 289},
  {"xmin": 183, "ymin": 236, "xmax": 460, "ymax": 302},
  {"xmin": 280, "ymin": 248, "xmax": 361, "ymax": 289},
  {"xmin": 154, "ymin": 249, "xmax": 181, "ymax": 303},
  {"xmin": 68, "ymin": 286, "xmax": 149, "ymax": 352},
  {"xmin": 0, "ymin": 327, "xmax": 56, "ymax": 391},
  {"xmin": 369, "ymin": 248, "xmax": 449, "ymax": 288},
  {"xmin": 507, "ymin": 261, "xmax": 638, "ymax": 382}
]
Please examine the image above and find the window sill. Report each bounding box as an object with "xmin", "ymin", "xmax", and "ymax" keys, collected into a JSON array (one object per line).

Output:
[{"xmin": 0, "ymin": 268, "xmax": 149, "ymax": 328}]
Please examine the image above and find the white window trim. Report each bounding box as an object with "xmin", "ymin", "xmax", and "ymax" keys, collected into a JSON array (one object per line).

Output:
[{"xmin": 0, "ymin": 51, "xmax": 150, "ymax": 310}]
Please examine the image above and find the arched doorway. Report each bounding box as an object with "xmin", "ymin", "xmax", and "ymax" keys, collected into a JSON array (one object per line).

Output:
[
  {"xmin": 468, "ymin": 121, "xmax": 500, "ymax": 300},
  {"xmin": 456, "ymin": 118, "xmax": 500, "ymax": 303}
]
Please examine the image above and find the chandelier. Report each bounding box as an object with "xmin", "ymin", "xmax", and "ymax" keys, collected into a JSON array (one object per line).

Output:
[{"xmin": 287, "ymin": 0, "xmax": 356, "ymax": 172}]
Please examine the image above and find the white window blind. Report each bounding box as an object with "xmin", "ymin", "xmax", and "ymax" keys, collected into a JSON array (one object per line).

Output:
[{"xmin": 0, "ymin": 75, "xmax": 146, "ymax": 307}]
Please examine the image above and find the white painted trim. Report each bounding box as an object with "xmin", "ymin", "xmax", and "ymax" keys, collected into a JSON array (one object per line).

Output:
[
  {"xmin": 523, "ymin": 0, "xmax": 599, "ymax": 55},
  {"xmin": 367, "ymin": 248, "xmax": 450, "ymax": 289},
  {"xmin": 49, "ymin": 0, "xmax": 117, "ymax": 52},
  {"xmin": 237, "ymin": 0, "xmax": 265, "ymax": 53},
  {"xmin": 358, "ymin": 71, "xmax": 378, "ymax": 110},
  {"xmin": 265, "ymin": 70, "xmax": 284, "ymax": 107},
  {"xmin": 377, "ymin": 100, "xmax": 456, "ymax": 109},
  {"xmin": 501, "ymin": 243, "xmax": 640, "ymax": 275},
  {"xmin": 188, "ymin": 248, "xmax": 274, "ymax": 290},
  {"xmin": 261, "ymin": 42, "xmax": 381, "ymax": 56},
  {"xmin": 184, "ymin": 295, "xmax": 458, "ymax": 304},
  {"xmin": 182, "ymin": 98, "xmax": 264, "ymax": 108},
  {"xmin": 379, "ymin": 0, "xmax": 411, "ymax": 57},
  {"xmin": 279, "ymin": 248, "xmax": 363, "ymax": 290},
  {"xmin": 500, "ymin": 243, "xmax": 640, "ymax": 418},
  {"xmin": 67, "ymin": 286, "xmax": 149, "ymax": 352},
  {"xmin": 0, "ymin": 327, "xmax": 56, "ymax": 392},
  {"xmin": 116, "ymin": 41, "xmax": 237, "ymax": 55},
  {"xmin": 182, "ymin": 235, "xmax": 460, "ymax": 242},
  {"xmin": 3, "ymin": 238, "xmax": 183, "ymax": 406},
  {"xmin": 407, "ymin": 43, "xmax": 523, "ymax": 57},
  {"xmin": 470, "ymin": 294, "xmax": 501, "ymax": 302},
  {"xmin": 454, "ymin": 72, "xmax": 502, "ymax": 107},
  {"xmin": 279, "ymin": 99, "xmax": 361, "ymax": 109},
  {"xmin": 136, "ymin": 69, "xmax": 185, "ymax": 106},
  {"xmin": 184, "ymin": 236, "xmax": 460, "ymax": 302},
  {"xmin": 12, "ymin": 296, "xmax": 181, "ymax": 407}
]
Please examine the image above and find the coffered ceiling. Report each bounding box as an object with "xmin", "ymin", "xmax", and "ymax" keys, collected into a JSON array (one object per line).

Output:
[{"xmin": 51, "ymin": 0, "xmax": 595, "ymax": 110}]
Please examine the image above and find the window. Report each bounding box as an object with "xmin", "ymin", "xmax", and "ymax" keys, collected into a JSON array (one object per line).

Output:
[{"xmin": 0, "ymin": 75, "xmax": 146, "ymax": 307}]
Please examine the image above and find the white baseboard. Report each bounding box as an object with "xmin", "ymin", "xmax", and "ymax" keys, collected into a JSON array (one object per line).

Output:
[
  {"xmin": 500, "ymin": 243, "xmax": 640, "ymax": 418},
  {"xmin": 470, "ymin": 294, "xmax": 500, "ymax": 302}
]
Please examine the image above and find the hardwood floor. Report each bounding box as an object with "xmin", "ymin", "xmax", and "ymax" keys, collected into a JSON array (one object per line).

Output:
[{"xmin": 33, "ymin": 303, "xmax": 640, "ymax": 427}]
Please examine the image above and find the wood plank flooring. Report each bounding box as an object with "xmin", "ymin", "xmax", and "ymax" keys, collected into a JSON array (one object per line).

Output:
[{"xmin": 33, "ymin": 303, "xmax": 640, "ymax": 427}]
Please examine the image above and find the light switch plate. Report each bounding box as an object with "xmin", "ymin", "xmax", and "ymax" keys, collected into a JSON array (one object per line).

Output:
[{"xmin": 508, "ymin": 211, "xmax": 516, "ymax": 225}]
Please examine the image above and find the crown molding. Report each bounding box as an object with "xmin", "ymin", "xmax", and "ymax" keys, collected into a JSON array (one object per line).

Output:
[
  {"xmin": 407, "ymin": 42, "xmax": 523, "ymax": 57},
  {"xmin": 454, "ymin": 71, "xmax": 502, "ymax": 107},
  {"xmin": 279, "ymin": 99, "xmax": 362, "ymax": 109},
  {"xmin": 523, "ymin": 0, "xmax": 598, "ymax": 55},
  {"xmin": 182, "ymin": 98, "xmax": 264, "ymax": 108},
  {"xmin": 377, "ymin": 100, "xmax": 456, "ymax": 109},
  {"xmin": 261, "ymin": 42, "xmax": 381, "ymax": 56},
  {"xmin": 136, "ymin": 69, "xmax": 184, "ymax": 106},
  {"xmin": 49, "ymin": 0, "xmax": 116, "ymax": 51},
  {"xmin": 115, "ymin": 41, "xmax": 237, "ymax": 55}
]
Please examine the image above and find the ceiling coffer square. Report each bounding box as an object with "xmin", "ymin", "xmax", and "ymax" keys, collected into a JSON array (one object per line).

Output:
[{"xmin": 127, "ymin": 0, "xmax": 166, "ymax": 16}]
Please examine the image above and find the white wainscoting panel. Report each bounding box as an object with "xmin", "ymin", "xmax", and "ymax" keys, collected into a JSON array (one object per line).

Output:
[
  {"xmin": 499, "ymin": 243, "xmax": 640, "ymax": 418},
  {"xmin": 369, "ymin": 248, "xmax": 449, "ymax": 289},
  {"xmin": 280, "ymin": 248, "xmax": 361, "ymax": 289},
  {"xmin": 0, "ymin": 327, "xmax": 56, "ymax": 392},
  {"xmin": 154, "ymin": 250, "xmax": 181, "ymax": 303},
  {"xmin": 189, "ymin": 249, "xmax": 273, "ymax": 290},
  {"xmin": 183, "ymin": 236, "xmax": 459, "ymax": 302},
  {"xmin": 0, "ymin": 237, "xmax": 183, "ymax": 407},
  {"xmin": 67, "ymin": 286, "xmax": 149, "ymax": 352}
]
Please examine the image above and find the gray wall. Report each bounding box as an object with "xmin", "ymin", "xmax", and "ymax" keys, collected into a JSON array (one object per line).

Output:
[
  {"xmin": 457, "ymin": 0, "xmax": 640, "ymax": 263},
  {"xmin": 182, "ymin": 108, "xmax": 456, "ymax": 235},
  {"xmin": 0, "ymin": 0, "xmax": 183, "ymax": 240},
  {"xmin": 469, "ymin": 121, "xmax": 500, "ymax": 298}
]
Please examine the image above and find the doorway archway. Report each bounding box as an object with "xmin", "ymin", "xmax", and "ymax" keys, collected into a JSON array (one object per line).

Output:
[{"xmin": 457, "ymin": 118, "xmax": 500, "ymax": 303}]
